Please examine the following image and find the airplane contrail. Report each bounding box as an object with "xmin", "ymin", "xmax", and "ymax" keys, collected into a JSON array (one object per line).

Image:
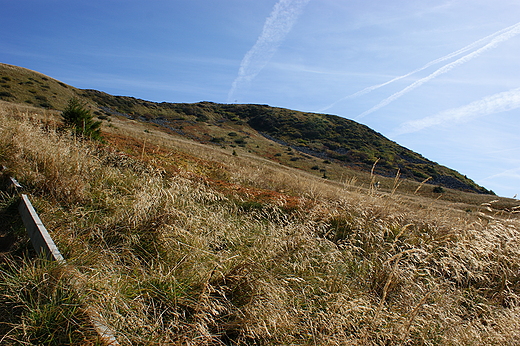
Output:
[
  {"xmin": 394, "ymin": 86, "xmax": 520, "ymax": 135},
  {"xmin": 227, "ymin": 0, "xmax": 310, "ymax": 103},
  {"xmin": 356, "ymin": 22, "xmax": 520, "ymax": 119},
  {"xmin": 318, "ymin": 21, "xmax": 520, "ymax": 113},
  {"xmin": 479, "ymin": 167, "xmax": 520, "ymax": 182}
]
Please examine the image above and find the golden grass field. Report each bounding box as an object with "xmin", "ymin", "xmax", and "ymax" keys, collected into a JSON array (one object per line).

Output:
[{"xmin": 1, "ymin": 100, "xmax": 519, "ymax": 345}]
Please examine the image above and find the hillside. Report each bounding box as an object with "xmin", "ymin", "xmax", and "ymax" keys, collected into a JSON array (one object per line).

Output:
[
  {"xmin": 1, "ymin": 97, "xmax": 519, "ymax": 344},
  {"xmin": 0, "ymin": 62, "xmax": 491, "ymax": 195}
]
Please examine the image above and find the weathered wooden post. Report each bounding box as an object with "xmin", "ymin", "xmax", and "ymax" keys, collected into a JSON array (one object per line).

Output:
[
  {"xmin": 17, "ymin": 194, "xmax": 119, "ymax": 345},
  {"xmin": 18, "ymin": 194, "xmax": 65, "ymax": 262}
]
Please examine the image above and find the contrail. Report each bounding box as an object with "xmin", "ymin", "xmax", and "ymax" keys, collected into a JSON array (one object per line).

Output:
[
  {"xmin": 227, "ymin": 0, "xmax": 310, "ymax": 103},
  {"xmin": 356, "ymin": 22, "xmax": 520, "ymax": 119},
  {"xmin": 394, "ymin": 86, "xmax": 520, "ymax": 135},
  {"xmin": 479, "ymin": 167, "xmax": 520, "ymax": 182},
  {"xmin": 318, "ymin": 21, "xmax": 520, "ymax": 113}
]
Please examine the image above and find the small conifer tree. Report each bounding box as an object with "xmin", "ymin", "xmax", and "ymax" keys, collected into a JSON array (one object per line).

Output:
[{"xmin": 61, "ymin": 97, "xmax": 102, "ymax": 140}]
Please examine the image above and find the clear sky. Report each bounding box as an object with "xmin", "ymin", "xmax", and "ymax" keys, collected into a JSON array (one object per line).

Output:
[{"xmin": 2, "ymin": 0, "xmax": 519, "ymax": 198}]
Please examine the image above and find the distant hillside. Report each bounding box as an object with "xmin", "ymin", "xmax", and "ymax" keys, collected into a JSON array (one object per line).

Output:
[
  {"xmin": 0, "ymin": 63, "xmax": 81, "ymax": 110},
  {"xmin": 0, "ymin": 62, "xmax": 492, "ymax": 194}
]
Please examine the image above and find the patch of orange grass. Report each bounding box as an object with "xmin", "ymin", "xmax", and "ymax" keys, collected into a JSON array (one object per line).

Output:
[{"xmin": 104, "ymin": 131, "xmax": 307, "ymax": 211}]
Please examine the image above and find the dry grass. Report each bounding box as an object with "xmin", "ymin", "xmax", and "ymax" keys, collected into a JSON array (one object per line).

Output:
[{"xmin": 1, "ymin": 101, "xmax": 519, "ymax": 345}]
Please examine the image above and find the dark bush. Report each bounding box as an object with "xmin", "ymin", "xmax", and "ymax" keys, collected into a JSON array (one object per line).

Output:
[
  {"xmin": 61, "ymin": 98, "xmax": 102, "ymax": 140},
  {"xmin": 39, "ymin": 102, "xmax": 52, "ymax": 109},
  {"xmin": 433, "ymin": 186, "xmax": 445, "ymax": 193},
  {"xmin": 0, "ymin": 91, "xmax": 13, "ymax": 98}
]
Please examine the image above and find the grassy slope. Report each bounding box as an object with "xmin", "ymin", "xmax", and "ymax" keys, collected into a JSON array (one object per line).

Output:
[
  {"xmin": 0, "ymin": 63, "xmax": 85, "ymax": 110},
  {"xmin": 1, "ymin": 100, "xmax": 519, "ymax": 345},
  {"xmin": 0, "ymin": 62, "xmax": 491, "ymax": 195},
  {"xmin": 82, "ymin": 91, "xmax": 490, "ymax": 194}
]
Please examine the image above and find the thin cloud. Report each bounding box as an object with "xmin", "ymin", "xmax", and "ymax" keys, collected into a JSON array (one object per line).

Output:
[
  {"xmin": 394, "ymin": 87, "xmax": 520, "ymax": 135},
  {"xmin": 318, "ymin": 21, "xmax": 520, "ymax": 113},
  {"xmin": 356, "ymin": 22, "xmax": 520, "ymax": 119},
  {"xmin": 477, "ymin": 167, "xmax": 520, "ymax": 198},
  {"xmin": 227, "ymin": 0, "xmax": 310, "ymax": 103},
  {"xmin": 480, "ymin": 167, "xmax": 520, "ymax": 181}
]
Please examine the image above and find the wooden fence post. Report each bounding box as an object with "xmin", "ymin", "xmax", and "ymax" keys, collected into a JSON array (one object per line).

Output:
[
  {"xmin": 18, "ymin": 194, "xmax": 65, "ymax": 262},
  {"xmin": 17, "ymin": 194, "xmax": 120, "ymax": 345}
]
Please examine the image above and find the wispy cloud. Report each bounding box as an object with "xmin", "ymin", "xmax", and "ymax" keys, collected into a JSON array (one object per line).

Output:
[
  {"xmin": 480, "ymin": 167, "xmax": 520, "ymax": 182},
  {"xmin": 394, "ymin": 87, "xmax": 520, "ymax": 135},
  {"xmin": 477, "ymin": 167, "xmax": 520, "ymax": 198},
  {"xmin": 355, "ymin": 22, "xmax": 520, "ymax": 119},
  {"xmin": 318, "ymin": 21, "xmax": 520, "ymax": 113},
  {"xmin": 227, "ymin": 0, "xmax": 310, "ymax": 103}
]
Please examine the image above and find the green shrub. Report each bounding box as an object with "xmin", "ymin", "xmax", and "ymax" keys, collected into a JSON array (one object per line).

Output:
[
  {"xmin": 61, "ymin": 98, "xmax": 102, "ymax": 140},
  {"xmin": 0, "ymin": 91, "xmax": 13, "ymax": 98},
  {"xmin": 433, "ymin": 186, "xmax": 445, "ymax": 193},
  {"xmin": 210, "ymin": 137, "xmax": 224, "ymax": 143}
]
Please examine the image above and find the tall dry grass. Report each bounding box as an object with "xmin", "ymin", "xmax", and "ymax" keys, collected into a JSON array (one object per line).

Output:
[{"xmin": 1, "ymin": 101, "xmax": 519, "ymax": 345}]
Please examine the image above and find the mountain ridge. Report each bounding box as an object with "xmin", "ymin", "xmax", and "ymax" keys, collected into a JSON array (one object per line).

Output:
[{"xmin": 0, "ymin": 62, "xmax": 492, "ymax": 194}]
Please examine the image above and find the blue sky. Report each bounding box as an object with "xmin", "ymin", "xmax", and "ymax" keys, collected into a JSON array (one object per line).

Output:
[{"xmin": 2, "ymin": 0, "xmax": 519, "ymax": 198}]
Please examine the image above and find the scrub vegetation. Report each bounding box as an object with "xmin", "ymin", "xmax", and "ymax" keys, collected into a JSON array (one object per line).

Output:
[
  {"xmin": 61, "ymin": 97, "xmax": 102, "ymax": 140},
  {"xmin": 1, "ymin": 101, "xmax": 519, "ymax": 345}
]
